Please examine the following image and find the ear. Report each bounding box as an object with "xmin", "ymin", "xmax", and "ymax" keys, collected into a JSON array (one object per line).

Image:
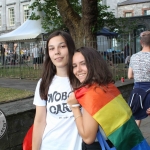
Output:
[{"xmin": 140, "ymin": 40, "xmax": 143, "ymax": 47}]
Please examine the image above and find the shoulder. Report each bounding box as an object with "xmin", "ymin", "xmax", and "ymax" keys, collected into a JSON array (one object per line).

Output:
[
  {"xmin": 36, "ymin": 78, "xmax": 42, "ymax": 88},
  {"xmin": 131, "ymin": 52, "xmax": 141, "ymax": 59}
]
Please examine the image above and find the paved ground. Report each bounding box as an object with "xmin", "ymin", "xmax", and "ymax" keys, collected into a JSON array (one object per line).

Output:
[
  {"xmin": 0, "ymin": 78, "xmax": 150, "ymax": 145},
  {"xmin": 0, "ymin": 78, "xmax": 37, "ymax": 92}
]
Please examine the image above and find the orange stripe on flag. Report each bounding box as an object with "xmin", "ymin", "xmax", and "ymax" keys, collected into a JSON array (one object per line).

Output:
[{"xmin": 75, "ymin": 83, "xmax": 121, "ymax": 116}]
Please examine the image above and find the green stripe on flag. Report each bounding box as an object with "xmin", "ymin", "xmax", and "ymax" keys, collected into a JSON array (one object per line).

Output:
[{"xmin": 108, "ymin": 116, "xmax": 144, "ymax": 150}]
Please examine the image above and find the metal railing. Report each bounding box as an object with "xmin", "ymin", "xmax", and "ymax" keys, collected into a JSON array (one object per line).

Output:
[{"xmin": 0, "ymin": 35, "xmax": 137, "ymax": 81}]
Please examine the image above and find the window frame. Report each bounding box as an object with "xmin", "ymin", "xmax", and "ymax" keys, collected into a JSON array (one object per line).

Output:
[
  {"xmin": 0, "ymin": 12, "xmax": 1, "ymax": 27},
  {"xmin": 142, "ymin": 8, "xmax": 150, "ymax": 15},
  {"xmin": 23, "ymin": 4, "xmax": 29, "ymax": 22},
  {"xmin": 124, "ymin": 10, "xmax": 133, "ymax": 17},
  {"xmin": 9, "ymin": 7, "xmax": 15, "ymax": 26}
]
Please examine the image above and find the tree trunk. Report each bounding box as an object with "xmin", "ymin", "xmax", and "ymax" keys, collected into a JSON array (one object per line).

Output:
[
  {"xmin": 56, "ymin": 0, "xmax": 98, "ymax": 48},
  {"xmin": 82, "ymin": 0, "xmax": 98, "ymax": 48}
]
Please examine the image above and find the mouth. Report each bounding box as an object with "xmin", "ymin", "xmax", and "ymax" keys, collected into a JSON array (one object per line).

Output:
[
  {"xmin": 78, "ymin": 74, "xmax": 85, "ymax": 77},
  {"xmin": 55, "ymin": 57, "xmax": 63, "ymax": 61},
  {"xmin": 76, "ymin": 73, "xmax": 86, "ymax": 81}
]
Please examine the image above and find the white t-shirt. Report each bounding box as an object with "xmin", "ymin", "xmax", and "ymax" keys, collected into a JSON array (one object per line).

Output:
[
  {"xmin": 33, "ymin": 75, "xmax": 82, "ymax": 150},
  {"xmin": 31, "ymin": 47, "xmax": 39, "ymax": 58}
]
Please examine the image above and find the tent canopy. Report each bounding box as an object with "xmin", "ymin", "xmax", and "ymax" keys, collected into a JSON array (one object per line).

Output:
[
  {"xmin": 96, "ymin": 28, "xmax": 118, "ymax": 37},
  {"xmin": 0, "ymin": 19, "xmax": 45, "ymax": 42},
  {"xmin": 0, "ymin": 22, "xmax": 117, "ymax": 42}
]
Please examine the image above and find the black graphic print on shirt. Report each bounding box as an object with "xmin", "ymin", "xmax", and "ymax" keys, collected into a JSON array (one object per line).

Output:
[{"xmin": 47, "ymin": 91, "xmax": 72, "ymax": 114}]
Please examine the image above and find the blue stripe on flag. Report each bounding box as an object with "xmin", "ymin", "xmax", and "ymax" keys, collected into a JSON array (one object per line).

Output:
[{"xmin": 132, "ymin": 139, "xmax": 150, "ymax": 150}]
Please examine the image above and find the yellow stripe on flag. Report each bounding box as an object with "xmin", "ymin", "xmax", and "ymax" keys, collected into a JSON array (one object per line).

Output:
[{"xmin": 93, "ymin": 94, "xmax": 132, "ymax": 136}]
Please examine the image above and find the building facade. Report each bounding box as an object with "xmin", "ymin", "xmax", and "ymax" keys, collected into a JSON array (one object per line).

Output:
[
  {"xmin": 102, "ymin": 0, "xmax": 150, "ymax": 53},
  {"xmin": 117, "ymin": 0, "xmax": 150, "ymax": 17},
  {"xmin": 0, "ymin": 0, "xmax": 150, "ymax": 52},
  {"xmin": 0, "ymin": 0, "xmax": 34, "ymax": 35},
  {"xmin": 1, "ymin": 0, "xmax": 149, "ymax": 34},
  {"xmin": 101, "ymin": 0, "xmax": 125, "ymax": 17},
  {"xmin": 101, "ymin": 0, "xmax": 150, "ymax": 18},
  {"xmin": 117, "ymin": 0, "xmax": 150, "ymax": 53}
]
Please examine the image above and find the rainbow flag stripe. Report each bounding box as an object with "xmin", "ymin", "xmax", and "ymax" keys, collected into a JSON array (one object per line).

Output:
[{"xmin": 75, "ymin": 83, "xmax": 150, "ymax": 150}]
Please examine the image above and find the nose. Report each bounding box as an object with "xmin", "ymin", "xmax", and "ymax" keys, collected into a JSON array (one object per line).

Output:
[
  {"xmin": 76, "ymin": 65, "xmax": 82, "ymax": 72},
  {"xmin": 55, "ymin": 47, "xmax": 60, "ymax": 55}
]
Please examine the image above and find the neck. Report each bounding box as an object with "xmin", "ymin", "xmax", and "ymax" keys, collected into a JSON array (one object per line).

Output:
[
  {"xmin": 142, "ymin": 46, "xmax": 150, "ymax": 52},
  {"xmin": 56, "ymin": 67, "xmax": 68, "ymax": 77}
]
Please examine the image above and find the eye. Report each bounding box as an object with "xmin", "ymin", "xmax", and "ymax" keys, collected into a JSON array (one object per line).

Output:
[
  {"xmin": 49, "ymin": 47, "xmax": 54, "ymax": 51},
  {"xmin": 81, "ymin": 61, "xmax": 86, "ymax": 65},
  {"xmin": 59, "ymin": 45, "xmax": 66, "ymax": 48},
  {"xmin": 72, "ymin": 65, "xmax": 77, "ymax": 68}
]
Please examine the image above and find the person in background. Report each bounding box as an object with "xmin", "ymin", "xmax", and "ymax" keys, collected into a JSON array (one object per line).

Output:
[
  {"xmin": 100, "ymin": 52, "xmax": 113, "ymax": 66},
  {"xmin": 32, "ymin": 30, "xmax": 82, "ymax": 150},
  {"xmin": 67, "ymin": 47, "xmax": 150, "ymax": 150},
  {"xmin": 31, "ymin": 44, "xmax": 40, "ymax": 70},
  {"xmin": 0, "ymin": 44, "xmax": 5, "ymax": 65},
  {"xmin": 124, "ymin": 56, "xmax": 130, "ymax": 68},
  {"xmin": 26, "ymin": 48, "xmax": 30, "ymax": 61},
  {"xmin": 23, "ymin": 48, "xmax": 27, "ymax": 60},
  {"xmin": 38, "ymin": 47, "xmax": 44, "ymax": 68},
  {"xmin": 128, "ymin": 31, "xmax": 150, "ymax": 127},
  {"xmin": 13, "ymin": 43, "xmax": 18, "ymax": 64},
  {"xmin": 124, "ymin": 43, "xmax": 129, "ymax": 66}
]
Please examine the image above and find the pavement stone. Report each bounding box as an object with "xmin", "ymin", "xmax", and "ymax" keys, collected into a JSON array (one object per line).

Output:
[
  {"xmin": 0, "ymin": 78, "xmax": 37, "ymax": 92},
  {"xmin": 0, "ymin": 78, "xmax": 150, "ymax": 145},
  {"xmin": 140, "ymin": 116, "xmax": 150, "ymax": 144}
]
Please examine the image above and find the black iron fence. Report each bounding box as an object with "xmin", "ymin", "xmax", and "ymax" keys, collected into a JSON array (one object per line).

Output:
[{"xmin": 0, "ymin": 35, "xmax": 138, "ymax": 81}]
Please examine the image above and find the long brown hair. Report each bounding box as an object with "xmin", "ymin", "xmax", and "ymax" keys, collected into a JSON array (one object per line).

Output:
[
  {"xmin": 40, "ymin": 31, "xmax": 76, "ymax": 100},
  {"xmin": 71, "ymin": 47, "xmax": 114, "ymax": 89}
]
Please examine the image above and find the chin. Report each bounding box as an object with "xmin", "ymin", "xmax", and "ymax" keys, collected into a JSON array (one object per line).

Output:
[{"xmin": 79, "ymin": 79, "xmax": 84, "ymax": 83}]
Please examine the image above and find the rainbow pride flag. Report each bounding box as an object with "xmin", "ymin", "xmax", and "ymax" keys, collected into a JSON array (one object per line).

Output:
[{"xmin": 75, "ymin": 83, "xmax": 150, "ymax": 150}]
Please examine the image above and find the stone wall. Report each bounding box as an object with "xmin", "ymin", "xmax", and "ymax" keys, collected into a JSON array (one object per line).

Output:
[
  {"xmin": 0, "ymin": 97, "xmax": 36, "ymax": 150},
  {"xmin": 0, "ymin": 81, "xmax": 134, "ymax": 150},
  {"xmin": 116, "ymin": 80, "xmax": 134, "ymax": 102},
  {"xmin": 0, "ymin": 110, "xmax": 35, "ymax": 150},
  {"xmin": 118, "ymin": 2, "xmax": 150, "ymax": 17}
]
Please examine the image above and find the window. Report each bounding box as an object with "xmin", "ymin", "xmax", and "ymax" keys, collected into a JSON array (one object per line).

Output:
[
  {"xmin": 23, "ymin": 5, "xmax": 29, "ymax": 22},
  {"xmin": 125, "ymin": 12, "xmax": 132, "ymax": 17},
  {"xmin": 144, "ymin": 10, "xmax": 150, "ymax": 15},
  {"xmin": 102, "ymin": 0, "xmax": 107, "ymax": 5},
  {"xmin": 9, "ymin": 8, "xmax": 15, "ymax": 26},
  {"xmin": 0, "ymin": 12, "xmax": 1, "ymax": 27}
]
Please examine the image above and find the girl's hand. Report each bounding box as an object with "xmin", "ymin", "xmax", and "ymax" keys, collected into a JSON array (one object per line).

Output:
[{"xmin": 67, "ymin": 92, "xmax": 79, "ymax": 106}]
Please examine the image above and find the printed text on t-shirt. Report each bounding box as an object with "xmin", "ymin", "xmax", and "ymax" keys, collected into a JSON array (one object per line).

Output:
[{"xmin": 47, "ymin": 91, "xmax": 72, "ymax": 114}]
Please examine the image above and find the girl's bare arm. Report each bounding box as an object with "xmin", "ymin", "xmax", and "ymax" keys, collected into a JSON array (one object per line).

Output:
[{"xmin": 32, "ymin": 106, "xmax": 46, "ymax": 150}]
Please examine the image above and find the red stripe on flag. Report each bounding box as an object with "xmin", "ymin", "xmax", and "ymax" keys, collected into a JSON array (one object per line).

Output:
[{"xmin": 75, "ymin": 83, "xmax": 121, "ymax": 116}]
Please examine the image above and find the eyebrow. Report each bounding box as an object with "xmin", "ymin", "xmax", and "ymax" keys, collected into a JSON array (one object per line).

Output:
[
  {"xmin": 48, "ymin": 42, "xmax": 66, "ymax": 47},
  {"xmin": 73, "ymin": 60, "xmax": 85, "ymax": 65}
]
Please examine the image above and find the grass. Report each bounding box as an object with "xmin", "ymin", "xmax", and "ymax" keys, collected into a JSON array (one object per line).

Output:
[
  {"xmin": 0, "ymin": 63, "xmax": 128, "ymax": 80},
  {"xmin": 0, "ymin": 66, "xmax": 42, "ymax": 79},
  {"xmin": 0, "ymin": 87, "xmax": 34, "ymax": 103},
  {"xmin": 0, "ymin": 62, "xmax": 128, "ymax": 103}
]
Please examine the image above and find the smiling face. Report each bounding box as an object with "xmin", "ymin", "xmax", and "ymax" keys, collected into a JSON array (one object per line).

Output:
[
  {"xmin": 48, "ymin": 35, "xmax": 69, "ymax": 70},
  {"xmin": 72, "ymin": 52, "xmax": 88, "ymax": 83}
]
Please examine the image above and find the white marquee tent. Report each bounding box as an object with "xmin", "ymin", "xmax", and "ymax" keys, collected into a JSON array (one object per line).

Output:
[{"xmin": 0, "ymin": 19, "xmax": 45, "ymax": 42}]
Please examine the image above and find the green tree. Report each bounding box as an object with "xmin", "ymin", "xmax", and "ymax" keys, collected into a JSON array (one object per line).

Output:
[{"xmin": 30, "ymin": 0, "xmax": 116, "ymax": 48}]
